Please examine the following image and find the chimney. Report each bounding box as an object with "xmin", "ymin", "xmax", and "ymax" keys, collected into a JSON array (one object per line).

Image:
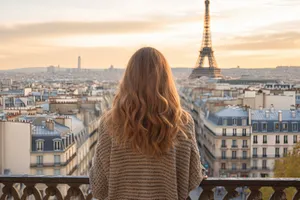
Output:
[
  {"xmin": 291, "ymin": 110, "xmax": 296, "ymax": 118},
  {"xmin": 265, "ymin": 110, "xmax": 270, "ymax": 118},
  {"xmin": 46, "ymin": 119, "xmax": 55, "ymax": 131},
  {"xmin": 278, "ymin": 110, "xmax": 282, "ymax": 122},
  {"xmin": 248, "ymin": 108, "xmax": 252, "ymax": 125},
  {"xmin": 84, "ymin": 110, "xmax": 89, "ymax": 126},
  {"xmin": 270, "ymin": 104, "xmax": 275, "ymax": 113}
]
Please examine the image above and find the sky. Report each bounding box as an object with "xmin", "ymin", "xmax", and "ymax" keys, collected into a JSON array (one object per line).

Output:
[{"xmin": 0, "ymin": 0, "xmax": 300, "ymax": 69}]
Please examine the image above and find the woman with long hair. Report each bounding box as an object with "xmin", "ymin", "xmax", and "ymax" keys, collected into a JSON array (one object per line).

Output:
[{"xmin": 89, "ymin": 47, "xmax": 205, "ymax": 200}]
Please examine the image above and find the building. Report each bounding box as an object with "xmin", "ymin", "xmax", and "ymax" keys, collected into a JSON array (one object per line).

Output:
[
  {"xmin": 196, "ymin": 106, "xmax": 252, "ymax": 177},
  {"xmin": 190, "ymin": 104, "xmax": 300, "ymax": 178},
  {"xmin": 78, "ymin": 56, "xmax": 81, "ymax": 70},
  {"xmin": 250, "ymin": 109, "xmax": 300, "ymax": 177}
]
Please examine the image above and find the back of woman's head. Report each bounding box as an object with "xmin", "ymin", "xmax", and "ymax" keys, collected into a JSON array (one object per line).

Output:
[{"xmin": 106, "ymin": 47, "xmax": 190, "ymax": 156}]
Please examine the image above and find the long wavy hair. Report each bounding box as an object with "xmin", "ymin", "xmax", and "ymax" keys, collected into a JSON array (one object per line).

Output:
[{"xmin": 105, "ymin": 47, "xmax": 190, "ymax": 156}]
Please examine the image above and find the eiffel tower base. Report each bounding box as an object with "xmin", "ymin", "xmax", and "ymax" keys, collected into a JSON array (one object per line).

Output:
[{"xmin": 189, "ymin": 67, "xmax": 222, "ymax": 79}]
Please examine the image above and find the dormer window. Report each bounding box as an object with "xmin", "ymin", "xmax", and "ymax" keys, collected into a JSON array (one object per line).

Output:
[
  {"xmin": 232, "ymin": 118, "xmax": 237, "ymax": 126},
  {"xmin": 53, "ymin": 139, "xmax": 62, "ymax": 151},
  {"xmin": 36, "ymin": 139, "xmax": 45, "ymax": 151}
]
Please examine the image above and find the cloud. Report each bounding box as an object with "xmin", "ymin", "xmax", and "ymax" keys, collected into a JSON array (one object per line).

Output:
[
  {"xmin": 216, "ymin": 31, "xmax": 300, "ymax": 51},
  {"xmin": 0, "ymin": 21, "xmax": 164, "ymax": 42}
]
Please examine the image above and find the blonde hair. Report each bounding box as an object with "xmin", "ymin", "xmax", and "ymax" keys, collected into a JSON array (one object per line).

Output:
[{"xmin": 105, "ymin": 47, "xmax": 190, "ymax": 156}]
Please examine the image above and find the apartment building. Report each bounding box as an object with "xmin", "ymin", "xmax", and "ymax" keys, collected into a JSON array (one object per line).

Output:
[
  {"xmin": 251, "ymin": 109, "xmax": 300, "ymax": 177},
  {"xmin": 196, "ymin": 106, "xmax": 252, "ymax": 177},
  {"xmin": 192, "ymin": 104, "xmax": 300, "ymax": 178}
]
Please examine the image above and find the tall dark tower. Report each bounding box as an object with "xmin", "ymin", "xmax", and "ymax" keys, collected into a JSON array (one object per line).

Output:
[
  {"xmin": 189, "ymin": 0, "xmax": 222, "ymax": 79},
  {"xmin": 78, "ymin": 56, "xmax": 81, "ymax": 70}
]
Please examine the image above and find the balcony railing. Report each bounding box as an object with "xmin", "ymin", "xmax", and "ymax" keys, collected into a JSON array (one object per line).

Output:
[{"xmin": 1, "ymin": 176, "xmax": 300, "ymax": 200}]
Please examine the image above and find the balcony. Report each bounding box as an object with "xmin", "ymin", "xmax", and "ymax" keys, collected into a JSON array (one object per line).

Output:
[{"xmin": 0, "ymin": 176, "xmax": 299, "ymax": 200}]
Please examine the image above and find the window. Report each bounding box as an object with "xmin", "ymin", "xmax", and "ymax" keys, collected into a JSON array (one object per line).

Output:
[
  {"xmin": 253, "ymin": 148, "xmax": 257, "ymax": 157},
  {"xmin": 54, "ymin": 155, "xmax": 61, "ymax": 164},
  {"xmin": 253, "ymin": 123, "xmax": 258, "ymax": 132},
  {"xmin": 283, "ymin": 148, "xmax": 288, "ymax": 156},
  {"xmin": 221, "ymin": 140, "xmax": 226, "ymax": 147},
  {"xmin": 36, "ymin": 140, "xmax": 44, "ymax": 151},
  {"xmin": 232, "ymin": 140, "xmax": 237, "ymax": 147},
  {"xmin": 221, "ymin": 163, "xmax": 226, "ymax": 170},
  {"xmin": 294, "ymin": 135, "xmax": 298, "ymax": 144},
  {"xmin": 242, "ymin": 129, "xmax": 247, "ymax": 136},
  {"xmin": 276, "ymin": 135, "xmax": 280, "ymax": 144},
  {"xmin": 263, "ymin": 135, "xmax": 267, "ymax": 144},
  {"xmin": 36, "ymin": 169, "xmax": 43, "ymax": 175},
  {"xmin": 263, "ymin": 148, "xmax": 267, "ymax": 157},
  {"xmin": 53, "ymin": 139, "xmax": 61, "ymax": 151},
  {"xmin": 243, "ymin": 151, "xmax": 247, "ymax": 159},
  {"xmin": 274, "ymin": 123, "xmax": 280, "ymax": 132},
  {"xmin": 222, "ymin": 151, "xmax": 226, "ymax": 159},
  {"xmin": 262, "ymin": 123, "xmax": 267, "ymax": 132},
  {"xmin": 242, "ymin": 119, "xmax": 247, "ymax": 126},
  {"xmin": 284, "ymin": 135, "xmax": 288, "ymax": 144},
  {"xmin": 282, "ymin": 123, "xmax": 288, "ymax": 132},
  {"xmin": 232, "ymin": 163, "xmax": 236, "ymax": 170},
  {"xmin": 232, "ymin": 118, "xmax": 237, "ymax": 125},
  {"xmin": 54, "ymin": 169, "xmax": 60, "ymax": 175},
  {"xmin": 232, "ymin": 151, "xmax": 237, "ymax": 159},
  {"xmin": 222, "ymin": 128, "xmax": 227, "ymax": 136},
  {"xmin": 253, "ymin": 135, "xmax": 258, "ymax": 144},
  {"xmin": 262, "ymin": 160, "xmax": 267, "ymax": 169},
  {"xmin": 242, "ymin": 163, "xmax": 247, "ymax": 170},
  {"xmin": 36, "ymin": 156, "xmax": 43, "ymax": 165},
  {"xmin": 223, "ymin": 119, "xmax": 227, "ymax": 126},
  {"xmin": 275, "ymin": 148, "xmax": 280, "ymax": 157},
  {"xmin": 253, "ymin": 160, "xmax": 257, "ymax": 168},
  {"xmin": 293, "ymin": 123, "xmax": 298, "ymax": 132},
  {"xmin": 233, "ymin": 129, "xmax": 237, "ymax": 136},
  {"xmin": 243, "ymin": 140, "xmax": 247, "ymax": 147}
]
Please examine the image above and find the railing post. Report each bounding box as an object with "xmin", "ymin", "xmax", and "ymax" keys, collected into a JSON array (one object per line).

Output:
[
  {"xmin": 20, "ymin": 183, "xmax": 42, "ymax": 200},
  {"xmin": 270, "ymin": 187, "xmax": 287, "ymax": 200},
  {"xmin": 198, "ymin": 186, "xmax": 214, "ymax": 200},
  {"xmin": 0, "ymin": 183, "xmax": 20, "ymax": 200},
  {"xmin": 65, "ymin": 184, "xmax": 85, "ymax": 200},
  {"xmin": 44, "ymin": 184, "xmax": 63, "ymax": 200},
  {"xmin": 224, "ymin": 186, "xmax": 238, "ymax": 200},
  {"xmin": 293, "ymin": 187, "xmax": 300, "ymax": 200},
  {"xmin": 247, "ymin": 186, "xmax": 262, "ymax": 200}
]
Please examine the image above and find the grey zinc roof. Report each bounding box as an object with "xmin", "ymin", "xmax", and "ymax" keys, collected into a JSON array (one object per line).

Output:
[
  {"xmin": 252, "ymin": 109, "xmax": 300, "ymax": 121},
  {"xmin": 215, "ymin": 107, "xmax": 248, "ymax": 117}
]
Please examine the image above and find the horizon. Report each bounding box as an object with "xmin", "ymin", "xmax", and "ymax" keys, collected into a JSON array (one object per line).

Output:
[{"xmin": 0, "ymin": 0, "xmax": 299, "ymax": 69}]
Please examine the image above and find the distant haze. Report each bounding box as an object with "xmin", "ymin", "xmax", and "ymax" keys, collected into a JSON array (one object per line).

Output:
[{"xmin": 0, "ymin": 0, "xmax": 299, "ymax": 69}]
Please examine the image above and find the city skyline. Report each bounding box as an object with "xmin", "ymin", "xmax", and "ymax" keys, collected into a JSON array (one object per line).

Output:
[{"xmin": 0, "ymin": 0, "xmax": 300, "ymax": 69}]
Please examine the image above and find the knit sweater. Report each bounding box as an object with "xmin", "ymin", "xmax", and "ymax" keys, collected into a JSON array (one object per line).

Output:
[{"xmin": 89, "ymin": 115, "xmax": 204, "ymax": 200}]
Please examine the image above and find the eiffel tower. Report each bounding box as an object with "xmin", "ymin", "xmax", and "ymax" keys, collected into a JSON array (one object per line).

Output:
[{"xmin": 189, "ymin": 0, "xmax": 222, "ymax": 79}]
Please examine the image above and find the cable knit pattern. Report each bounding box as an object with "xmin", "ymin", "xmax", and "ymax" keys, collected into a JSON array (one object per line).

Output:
[{"xmin": 89, "ymin": 115, "xmax": 204, "ymax": 200}]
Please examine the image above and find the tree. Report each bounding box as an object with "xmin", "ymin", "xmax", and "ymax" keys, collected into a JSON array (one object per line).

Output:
[{"xmin": 261, "ymin": 143, "xmax": 300, "ymax": 199}]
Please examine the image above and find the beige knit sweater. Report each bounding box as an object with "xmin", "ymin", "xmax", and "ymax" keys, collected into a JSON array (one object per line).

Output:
[{"xmin": 89, "ymin": 116, "xmax": 204, "ymax": 200}]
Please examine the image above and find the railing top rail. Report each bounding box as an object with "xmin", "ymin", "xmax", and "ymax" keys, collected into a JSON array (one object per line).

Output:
[{"xmin": 0, "ymin": 175, "xmax": 300, "ymax": 187}]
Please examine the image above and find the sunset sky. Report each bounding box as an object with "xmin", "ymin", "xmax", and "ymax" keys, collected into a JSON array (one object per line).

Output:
[{"xmin": 0, "ymin": 0, "xmax": 300, "ymax": 69}]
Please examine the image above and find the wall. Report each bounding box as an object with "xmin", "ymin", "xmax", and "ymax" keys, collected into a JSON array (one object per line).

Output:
[{"xmin": 0, "ymin": 122, "xmax": 31, "ymax": 175}]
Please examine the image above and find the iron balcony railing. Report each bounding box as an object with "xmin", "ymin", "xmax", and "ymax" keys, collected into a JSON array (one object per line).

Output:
[{"xmin": 0, "ymin": 176, "xmax": 299, "ymax": 199}]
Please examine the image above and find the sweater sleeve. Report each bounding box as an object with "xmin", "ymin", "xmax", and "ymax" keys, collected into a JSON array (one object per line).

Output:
[
  {"xmin": 89, "ymin": 117, "xmax": 111, "ymax": 200},
  {"xmin": 188, "ymin": 119, "xmax": 204, "ymax": 192}
]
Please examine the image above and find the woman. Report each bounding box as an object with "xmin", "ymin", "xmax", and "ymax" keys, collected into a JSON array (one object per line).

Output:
[{"xmin": 89, "ymin": 47, "xmax": 205, "ymax": 200}]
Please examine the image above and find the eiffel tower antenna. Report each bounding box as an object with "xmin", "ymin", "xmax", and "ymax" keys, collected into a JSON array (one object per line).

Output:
[{"xmin": 189, "ymin": 0, "xmax": 222, "ymax": 79}]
